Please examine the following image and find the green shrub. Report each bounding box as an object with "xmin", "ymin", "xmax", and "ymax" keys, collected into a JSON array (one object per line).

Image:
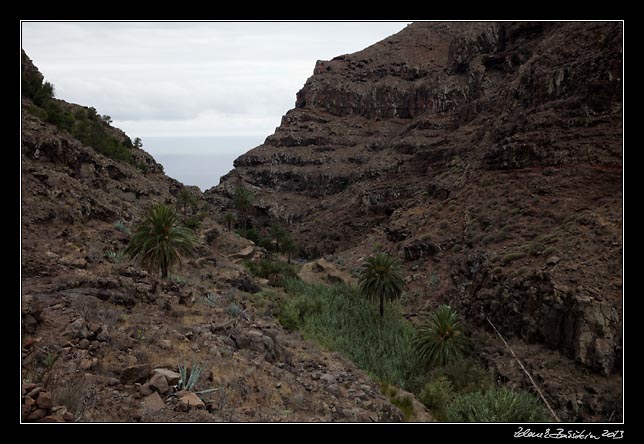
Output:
[
  {"xmin": 225, "ymin": 303, "xmax": 243, "ymax": 318},
  {"xmin": 278, "ymin": 293, "xmax": 323, "ymax": 331},
  {"xmin": 429, "ymin": 357, "xmax": 494, "ymax": 394},
  {"xmin": 413, "ymin": 305, "xmax": 472, "ymax": 368},
  {"xmin": 236, "ymin": 227, "xmax": 260, "ymax": 244},
  {"xmin": 500, "ymin": 251, "xmax": 526, "ymax": 265},
  {"xmin": 114, "ymin": 219, "xmax": 130, "ymax": 235},
  {"xmin": 184, "ymin": 216, "xmax": 200, "ymax": 231},
  {"xmin": 23, "ymin": 71, "xmax": 134, "ymax": 165},
  {"xmin": 419, "ymin": 376, "xmax": 454, "ymax": 421},
  {"xmin": 391, "ymin": 394, "xmax": 415, "ymax": 421},
  {"xmin": 245, "ymin": 258, "xmax": 298, "ymax": 286},
  {"xmin": 281, "ymin": 279, "xmax": 416, "ymax": 387},
  {"xmin": 446, "ymin": 387, "xmax": 551, "ymax": 422}
]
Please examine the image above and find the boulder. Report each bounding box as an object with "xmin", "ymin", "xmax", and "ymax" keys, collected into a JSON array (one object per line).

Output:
[
  {"xmin": 177, "ymin": 391, "xmax": 205, "ymax": 410},
  {"xmin": 141, "ymin": 391, "xmax": 165, "ymax": 413},
  {"xmin": 153, "ymin": 368, "xmax": 181, "ymax": 386},
  {"xmin": 230, "ymin": 246, "xmax": 255, "ymax": 261},
  {"xmin": 120, "ymin": 364, "xmax": 152, "ymax": 384},
  {"xmin": 66, "ymin": 318, "xmax": 89, "ymax": 339},
  {"xmin": 36, "ymin": 391, "xmax": 53, "ymax": 410},
  {"xmin": 148, "ymin": 373, "xmax": 170, "ymax": 394}
]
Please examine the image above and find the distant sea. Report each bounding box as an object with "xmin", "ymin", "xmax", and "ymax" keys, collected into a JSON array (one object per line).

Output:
[{"xmin": 143, "ymin": 136, "xmax": 265, "ymax": 191}]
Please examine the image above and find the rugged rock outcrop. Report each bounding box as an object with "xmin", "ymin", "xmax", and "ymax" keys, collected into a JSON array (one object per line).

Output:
[
  {"xmin": 21, "ymin": 51, "xmax": 418, "ymax": 423},
  {"xmin": 210, "ymin": 22, "xmax": 622, "ymax": 421}
]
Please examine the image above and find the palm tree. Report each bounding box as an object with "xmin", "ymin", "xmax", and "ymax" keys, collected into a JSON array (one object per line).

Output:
[
  {"xmin": 125, "ymin": 204, "xmax": 196, "ymax": 279},
  {"xmin": 413, "ymin": 305, "xmax": 471, "ymax": 368},
  {"xmin": 222, "ymin": 212, "xmax": 236, "ymax": 232},
  {"xmin": 280, "ymin": 234, "xmax": 298, "ymax": 264},
  {"xmin": 233, "ymin": 185, "xmax": 254, "ymax": 232},
  {"xmin": 176, "ymin": 188, "xmax": 197, "ymax": 216},
  {"xmin": 358, "ymin": 252, "xmax": 404, "ymax": 318},
  {"xmin": 270, "ymin": 223, "xmax": 287, "ymax": 253}
]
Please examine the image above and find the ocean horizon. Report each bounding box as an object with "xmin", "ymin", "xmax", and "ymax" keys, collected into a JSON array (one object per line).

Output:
[{"xmin": 142, "ymin": 136, "xmax": 266, "ymax": 191}]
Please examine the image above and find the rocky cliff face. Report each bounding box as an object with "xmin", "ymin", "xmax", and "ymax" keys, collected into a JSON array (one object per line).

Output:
[
  {"xmin": 210, "ymin": 22, "xmax": 623, "ymax": 421},
  {"xmin": 21, "ymin": 53, "xmax": 419, "ymax": 423}
]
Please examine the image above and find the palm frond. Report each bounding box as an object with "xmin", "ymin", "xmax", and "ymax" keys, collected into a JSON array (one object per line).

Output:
[
  {"xmin": 413, "ymin": 305, "xmax": 471, "ymax": 368},
  {"xmin": 124, "ymin": 204, "xmax": 196, "ymax": 277}
]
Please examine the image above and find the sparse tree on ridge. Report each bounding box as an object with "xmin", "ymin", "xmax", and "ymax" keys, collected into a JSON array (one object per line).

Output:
[
  {"xmin": 233, "ymin": 185, "xmax": 254, "ymax": 232},
  {"xmin": 222, "ymin": 212, "xmax": 236, "ymax": 232},
  {"xmin": 270, "ymin": 223, "xmax": 287, "ymax": 253},
  {"xmin": 177, "ymin": 188, "xmax": 197, "ymax": 216},
  {"xmin": 280, "ymin": 234, "xmax": 298, "ymax": 264}
]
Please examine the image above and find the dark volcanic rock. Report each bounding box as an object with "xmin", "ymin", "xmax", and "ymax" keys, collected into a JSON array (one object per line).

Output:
[{"xmin": 211, "ymin": 21, "xmax": 622, "ymax": 421}]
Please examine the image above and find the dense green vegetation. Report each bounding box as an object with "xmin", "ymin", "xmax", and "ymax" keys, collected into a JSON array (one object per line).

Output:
[
  {"xmin": 276, "ymin": 275, "xmax": 550, "ymax": 422},
  {"xmin": 446, "ymin": 387, "xmax": 550, "ymax": 422},
  {"xmin": 281, "ymin": 279, "xmax": 416, "ymax": 387},
  {"xmin": 245, "ymin": 258, "xmax": 299, "ymax": 286},
  {"xmin": 23, "ymin": 71, "xmax": 135, "ymax": 164}
]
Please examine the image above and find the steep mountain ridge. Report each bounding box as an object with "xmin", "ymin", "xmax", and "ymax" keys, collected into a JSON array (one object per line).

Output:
[
  {"xmin": 209, "ymin": 21, "xmax": 623, "ymax": 421},
  {"xmin": 20, "ymin": 52, "xmax": 418, "ymax": 423}
]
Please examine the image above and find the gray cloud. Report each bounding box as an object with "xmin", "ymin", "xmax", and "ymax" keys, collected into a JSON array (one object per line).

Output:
[{"xmin": 21, "ymin": 21, "xmax": 410, "ymax": 143}]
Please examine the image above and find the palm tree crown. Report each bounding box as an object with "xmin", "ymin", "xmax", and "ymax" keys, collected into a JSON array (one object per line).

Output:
[
  {"xmin": 222, "ymin": 212, "xmax": 236, "ymax": 232},
  {"xmin": 413, "ymin": 304, "xmax": 471, "ymax": 368},
  {"xmin": 358, "ymin": 252, "xmax": 404, "ymax": 317},
  {"xmin": 176, "ymin": 188, "xmax": 197, "ymax": 215},
  {"xmin": 233, "ymin": 185, "xmax": 254, "ymax": 231},
  {"xmin": 125, "ymin": 203, "xmax": 196, "ymax": 278}
]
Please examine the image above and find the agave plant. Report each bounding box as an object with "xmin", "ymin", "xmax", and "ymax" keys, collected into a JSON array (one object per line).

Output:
[
  {"xmin": 414, "ymin": 304, "xmax": 471, "ymax": 368},
  {"xmin": 125, "ymin": 204, "xmax": 196, "ymax": 278},
  {"xmin": 358, "ymin": 252, "xmax": 404, "ymax": 318}
]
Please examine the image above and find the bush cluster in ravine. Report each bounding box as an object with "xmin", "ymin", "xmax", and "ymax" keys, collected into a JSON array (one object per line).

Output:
[{"xmin": 446, "ymin": 387, "xmax": 551, "ymax": 422}]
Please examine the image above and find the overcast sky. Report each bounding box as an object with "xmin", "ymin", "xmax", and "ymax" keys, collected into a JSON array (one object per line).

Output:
[{"xmin": 21, "ymin": 22, "xmax": 411, "ymax": 147}]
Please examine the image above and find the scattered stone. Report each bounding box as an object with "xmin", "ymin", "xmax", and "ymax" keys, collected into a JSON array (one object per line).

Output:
[
  {"xmin": 24, "ymin": 396, "xmax": 36, "ymax": 411},
  {"xmin": 142, "ymin": 391, "xmax": 166, "ymax": 413},
  {"xmin": 546, "ymin": 256, "xmax": 561, "ymax": 265},
  {"xmin": 80, "ymin": 358, "xmax": 94, "ymax": 370},
  {"xmin": 26, "ymin": 386, "xmax": 42, "ymax": 399},
  {"xmin": 177, "ymin": 391, "xmax": 205, "ymax": 410},
  {"xmin": 149, "ymin": 373, "xmax": 170, "ymax": 394},
  {"xmin": 36, "ymin": 391, "xmax": 53, "ymax": 410},
  {"xmin": 37, "ymin": 415, "xmax": 65, "ymax": 423},
  {"xmin": 327, "ymin": 384, "xmax": 341, "ymax": 397},
  {"xmin": 153, "ymin": 368, "xmax": 181, "ymax": 386},
  {"xmin": 27, "ymin": 409, "xmax": 47, "ymax": 421},
  {"xmin": 120, "ymin": 364, "xmax": 152, "ymax": 384},
  {"xmin": 230, "ymin": 246, "xmax": 255, "ymax": 261},
  {"xmin": 78, "ymin": 339, "xmax": 90, "ymax": 350},
  {"xmin": 320, "ymin": 374, "xmax": 337, "ymax": 385},
  {"xmin": 66, "ymin": 318, "xmax": 89, "ymax": 339},
  {"xmin": 139, "ymin": 382, "xmax": 154, "ymax": 396},
  {"xmin": 23, "ymin": 383, "xmax": 37, "ymax": 393},
  {"xmin": 96, "ymin": 325, "xmax": 111, "ymax": 342}
]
